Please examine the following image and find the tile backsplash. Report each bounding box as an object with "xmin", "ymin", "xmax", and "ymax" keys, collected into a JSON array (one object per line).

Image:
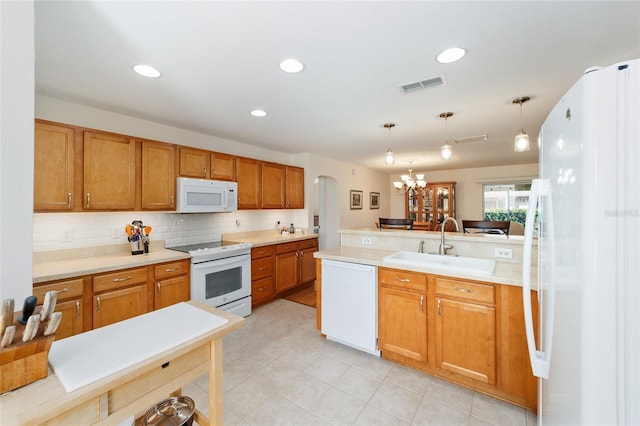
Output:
[{"xmin": 33, "ymin": 210, "xmax": 307, "ymax": 252}]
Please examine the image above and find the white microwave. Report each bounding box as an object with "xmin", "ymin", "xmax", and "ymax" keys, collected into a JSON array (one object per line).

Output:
[{"xmin": 176, "ymin": 177, "xmax": 238, "ymax": 213}]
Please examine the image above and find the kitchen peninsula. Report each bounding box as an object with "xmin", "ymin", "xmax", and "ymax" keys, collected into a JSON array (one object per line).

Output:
[{"xmin": 314, "ymin": 228, "xmax": 538, "ymax": 411}]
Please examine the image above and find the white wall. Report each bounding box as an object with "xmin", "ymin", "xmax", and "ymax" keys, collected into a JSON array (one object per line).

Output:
[
  {"xmin": 389, "ymin": 163, "xmax": 539, "ymax": 225},
  {"xmin": 0, "ymin": 1, "xmax": 34, "ymax": 301},
  {"xmin": 303, "ymin": 153, "xmax": 391, "ymax": 231}
]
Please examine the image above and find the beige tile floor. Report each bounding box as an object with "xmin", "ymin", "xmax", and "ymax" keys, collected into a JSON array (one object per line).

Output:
[{"xmin": 184, "ymin": 299, "xmax": 538, "ymax": 426}]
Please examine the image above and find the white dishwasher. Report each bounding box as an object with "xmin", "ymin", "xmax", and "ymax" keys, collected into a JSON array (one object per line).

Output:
[{"xmin": 321, "ymin": 260, "xmax": 380, "ymax": 356}]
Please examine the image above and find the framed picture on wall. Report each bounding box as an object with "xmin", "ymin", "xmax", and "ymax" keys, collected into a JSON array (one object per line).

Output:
[
  {"xmin": 350, "ymin": 190, "xmax": 363, "ymax": 210},
  {"xmin": 370, "ymin": 192, "xmax": 380, "ymax": 209}
]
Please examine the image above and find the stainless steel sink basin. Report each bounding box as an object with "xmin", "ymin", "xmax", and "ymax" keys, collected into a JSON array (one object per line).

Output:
[{"xmin": 383, "ymin": 251, "xmax": 496, "ymax": 275}]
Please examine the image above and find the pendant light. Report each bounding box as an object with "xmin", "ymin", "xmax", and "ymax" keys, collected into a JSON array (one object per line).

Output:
[
  {"xmin": 439, "ymin": 112, "xmax": 453, "ymax": 160},
  {"xmin": 513, "ymin": 96, "xmax": 531, "ymax": 152},
  {"xmin": 384, "ymin": 123, "xmax": 395, "ymax": 165}
]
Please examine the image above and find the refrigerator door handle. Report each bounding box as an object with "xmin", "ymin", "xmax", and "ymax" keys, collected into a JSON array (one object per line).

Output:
[{"xmin": 522, "ymin": 178, "xmax": 554, "ymax": 379}]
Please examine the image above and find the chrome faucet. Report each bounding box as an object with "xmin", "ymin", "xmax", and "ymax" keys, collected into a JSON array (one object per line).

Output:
[
  {"xmin": 418, "ymin": 240, "xmax": 424, "ymax": 253},
  {"xmin": 438, "ymin": 217, "xmax": 459, "ymax": 255}
]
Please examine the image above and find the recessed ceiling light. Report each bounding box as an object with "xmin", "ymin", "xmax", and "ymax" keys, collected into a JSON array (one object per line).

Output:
[
  {"xmin": 436, "ymin": 47, "xmax": 466, "ymax": 64},
  {"xmin": 279, "ymin": 59, "xmax": 304, "ymax": 73},
  {"xmin": 250, "ymin": 109, "xmax": 267, "ymax": 117},
  {"xmin": 132, "ymin": 64, "xmax": 162, "ymax": 78}
]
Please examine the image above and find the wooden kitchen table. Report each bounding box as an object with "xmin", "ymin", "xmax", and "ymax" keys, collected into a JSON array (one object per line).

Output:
[{"xmin": 0, "ymin": 301, "xmax": 244, "ymax": 425}]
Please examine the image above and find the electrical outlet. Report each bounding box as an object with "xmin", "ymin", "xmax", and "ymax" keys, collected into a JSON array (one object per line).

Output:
[
  {"xmin": 235, "ymin": 219, "xmax": 241, "ymax": 226},
  {"xmin": 362, "ymin": 237, "xmax": 372, "ymax": 245},
  {"xmin": 275, "ymin": 220, "xmax": 281, "ymax": 229},
  {"xmin": 61, "ymin": 228, "xmax": 73, "ymax": 243},
  {"xmin": 494, "ymin": 247, "xmax": 513, "ymax": 259}
]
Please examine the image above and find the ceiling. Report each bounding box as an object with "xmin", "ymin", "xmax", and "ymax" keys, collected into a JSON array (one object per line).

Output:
[{"xmin": 34, "ymin": 1, "xmax": 640, "ymax": 173}]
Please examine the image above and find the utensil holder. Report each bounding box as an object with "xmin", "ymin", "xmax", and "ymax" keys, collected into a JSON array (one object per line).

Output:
[{"xmin": 0, "ymin": 311, "xmax": 55, "ymax": 393}]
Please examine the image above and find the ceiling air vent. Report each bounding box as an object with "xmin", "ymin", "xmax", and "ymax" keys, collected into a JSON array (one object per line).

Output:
[
  {"xmin": 454, "ymin": 134, "xmax": 488, "ymax": 144},
  {"xmin": 400, "ymin": 74, "xmax": 447, "ymax": 93}
]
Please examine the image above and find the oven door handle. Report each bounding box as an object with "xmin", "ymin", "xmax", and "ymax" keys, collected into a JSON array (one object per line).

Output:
[{"xmin": 191, "ymin": 253, "xmax": 250, "ymax": 269}]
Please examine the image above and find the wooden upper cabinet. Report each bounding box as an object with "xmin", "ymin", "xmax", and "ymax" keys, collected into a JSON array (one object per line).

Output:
[
  {"xmin": 142, "ymin": 140, "xmax": 176, "ymax": 210},
  {"xmin": 83, "ymin": 131, "xmax": 136, "ymax": 210},
  {"xmin": 236, "ymin": 157, "xmax": 262, "ymax": 209},
  {"xmin": 34, "ymin": 121, "xmax": 76, "ymax": 210},
  {"xmin": 178, "ymin": 147, "xmax": 209, "ymax": 178},
  {"xmin": 210, "ymin": 152, "xmax": 236, "ymax": 181},
  {"xmin": 262, "ymin": 162, "xmax": 286, "ymax": 208},
  {"xmin": 285, "ymin": 166, "xmax": 304, "ymax": 209}
]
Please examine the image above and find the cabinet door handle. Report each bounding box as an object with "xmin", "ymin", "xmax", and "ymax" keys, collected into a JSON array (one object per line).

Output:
[
  {"xmin": 202, "ymin": 167, "xmax": 206, "ymax": 177},
  {"xmin": 113, "ymin": 276, "xmax": 132, "ymax": 282},
  {"xmin": 55, "ymin": 288, "xmax": 68, "ymax": 294},
  {"xmin": 86, "ymin": 192, "xmax": 91, "ymax": 208},
  {"xmin": 157, "ymin": 282, "xmax": 161, "ymax": 293},
  {"xmin": 453, "ymin": 286, "xmax": 474, "ymax": 293},
  {"xmin": 75, "ymin": 300, "xmax": 81, "ymax": 318},
  {"xmin": 165, "ymin": 268, "xmax": 179, "ymax": 272},
  {"xmin": 420, "ymin": 295, "xmax": 424, "ymax": 313},
  {"xmin": 394, "ymin": 277, "xmax": 410, "ymax": 283},
  {"xmin": 97, "ymin": 296, "xmax": 101, "ymax": 312},
  {"xmin": 67, "ymin": 192, "xmax": 72, "ymax": 208},
  {"xmin": 170, "ymin": 195, "xmax": 174, "ymax": 207},
  {"xmin": 437, "ymin": 298, "xmax": 441, "ymax": 316}
]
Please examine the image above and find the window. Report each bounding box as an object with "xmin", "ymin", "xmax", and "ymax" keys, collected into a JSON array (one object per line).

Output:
[{"xmin": 482, "ymin": 182, "xmax": 532, "ymax": 226}]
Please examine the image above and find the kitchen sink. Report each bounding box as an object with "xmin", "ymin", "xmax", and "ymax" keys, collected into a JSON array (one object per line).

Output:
[{"xmin": 383, "ymin": 251, "xmax": 496, "ymax": 275}]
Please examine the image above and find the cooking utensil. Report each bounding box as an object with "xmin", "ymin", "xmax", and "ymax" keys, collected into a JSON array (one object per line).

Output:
[
  {"xmin": 1, "ymin": 325, "xmax": 16, "ymax": 348},
  {"xmin": 1, "ymin": 298, "xmax": 15, "ymax": 336},
  {"xmin": 44, "ymin": 311, "xmax": 62, "ymax": 336},
  {"xmin": 142, "ymin": 396, "xmax": 195, "ymax": 426},
  {"xmin": 18, "ymin": 295, "xmax": 37, "ymax": 325},
  {"xmin": 22, "ymin": 314, "xmax": 40, "ymax": 342},
  {"xmin": 144, "ymin": 225, "xmax": 152, "ymax": 236},
  {"xmin": 40, "ymin": 291, "xmax": 57, "ymax": 321},
  {"xmin": 125, "ymin": 224, "xmax": 133, "ymax": 237}
]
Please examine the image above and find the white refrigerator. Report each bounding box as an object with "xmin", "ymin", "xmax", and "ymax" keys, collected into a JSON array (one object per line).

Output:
[{"xmin": 522, "ymin": 59, "xmax": 639, "ymax": 425}]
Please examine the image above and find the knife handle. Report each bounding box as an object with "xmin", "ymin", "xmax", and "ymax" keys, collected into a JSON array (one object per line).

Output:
[
  {"xmin": 40, "ymin": 291, "xmax": 57, "ymax": 321},
  {"xmin": 1, "ymin": 298, "xmax": 15, "ymax": 336},
  {"xmin": 1, "ymin": 325, "xmax": 16, "ymax": 348},
  {"xmin": 44, "ymin": 312, "xmax": 62, "ymax": 336},
  {"xmin": 18, "ymin": 296, "xmax": 37, "ymax": 325},
  {"xmin": 22, "ymin": 314, "xmax": 40, "ymax": 342}
]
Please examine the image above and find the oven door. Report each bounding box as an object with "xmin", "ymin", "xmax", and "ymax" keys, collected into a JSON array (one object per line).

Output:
[{"xmin": 190, "ymin": 253, "xmax": 251, "ymax": 308}]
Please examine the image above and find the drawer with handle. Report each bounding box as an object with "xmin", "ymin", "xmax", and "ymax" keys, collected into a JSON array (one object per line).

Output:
[
  {"xmin": 34, "ymin": 278, "xmax": 84, "ymax": 302},
  {"xmin": 299, "ymin": 238, "xmax": 318, "ymax": 250},
  {"xmin": 252, "ymin": 277, "xmax": 275, "ymax": 304},
  {"xmin": 251, "ymin": 245, "xmax": 274, "ymax": 259},
  {"xmin": 379, "ymin": 267, "xmax": 427, "ymax": 292},
  {"xmin": 154, "ymin": 260, "xmax": 189, "ymax": 280},
  {"xmin": 252, "ymin": 257, "xmax": 273, "ymax": 280},
  {"xmin": 93, "ymin": 267, "xmax": 148, "ymax": 293},
  {"xmin": 435, "ymin": 277, "xmax": 495, "ymax": 305}
]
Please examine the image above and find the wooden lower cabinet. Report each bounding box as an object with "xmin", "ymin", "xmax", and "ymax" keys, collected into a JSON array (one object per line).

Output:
[
  {"xmin": 374, "ymin": 266, "xmax": 536, "ymax": 411},
  {"xmin": 33, "ymin": 278, "xmax": 85, "ymax": 340},
  {"xmin": 252, "ymin": 238, "xmax": 318, "ymax": 307},
  {"xmin": 435, "ymin": 298, "xmax": 496, "ymax": 384},
  {"xmin": 93, "ymin": 284, "xmax": 148, "ymax": 329},
  {"xmin": 378, "ymin": 286, "xmax": 428, "ymax": 363},
  {"xmin": 154, "ymin": 260, "xmax": 190, "ymax": 310},
  {"xmin": 33, "ymin": 259, "xmax": 191, "ymax": 339},
  {"xmin": 275, "ymin": 243, "xmax": 299, "ymax": 293}
]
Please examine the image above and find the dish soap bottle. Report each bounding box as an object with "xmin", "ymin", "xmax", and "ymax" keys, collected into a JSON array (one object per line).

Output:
[{"xmin": 289, "ymin": 223, "xmax": 295, "ymax": 233}]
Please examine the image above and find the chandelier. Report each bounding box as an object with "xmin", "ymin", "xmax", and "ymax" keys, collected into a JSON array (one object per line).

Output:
[{"xmin": 393, "ymin": 161, "xmax": 426, "ymax": 193}]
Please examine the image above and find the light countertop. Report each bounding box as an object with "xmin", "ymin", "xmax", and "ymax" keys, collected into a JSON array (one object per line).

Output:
[
  {"xmin": 314, "ymin": 246, "xmax": 530, "ymax": 287},
  {"xmin": 33, "ymin": 248, "xmax": 190, "ymax": 284},
  {"xmin": 223, "ymin": 230, "xmax": 318, "ymax": 247}
]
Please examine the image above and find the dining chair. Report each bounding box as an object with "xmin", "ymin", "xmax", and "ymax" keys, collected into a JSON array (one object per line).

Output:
[
  {"xmin": 379, "ymin": 218, "xmax": 414, "ymax": 230},
  {"xmin": 462, "ymin": 220, "xmax": 510, "ymax": 236}
]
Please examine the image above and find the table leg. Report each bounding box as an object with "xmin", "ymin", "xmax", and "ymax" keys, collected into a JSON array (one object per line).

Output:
[{"xmin": 208, "ymin": 338, "xmax": 224, "ymax": 426}]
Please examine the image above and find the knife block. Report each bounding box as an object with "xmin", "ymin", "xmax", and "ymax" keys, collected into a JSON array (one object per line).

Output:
[{"xmin": 0, "ymin": 311, "xmax": 56, "ymax": 393}]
